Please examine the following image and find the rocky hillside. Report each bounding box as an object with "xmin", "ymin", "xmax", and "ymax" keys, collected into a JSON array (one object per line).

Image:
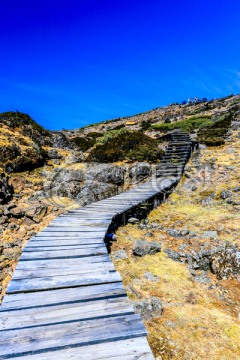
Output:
[
  {"xmin": 0, "ymin": 95, "xmax": 240, "ymax": 358},
  {"xmin": 111, "ymin": 113, "xmax": 240, "ymax": 359}
]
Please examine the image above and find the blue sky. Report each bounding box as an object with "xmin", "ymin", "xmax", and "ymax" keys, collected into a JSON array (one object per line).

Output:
[{"xmin": 1, "ymin": 0, "xmax": 240, "ymax": 130}]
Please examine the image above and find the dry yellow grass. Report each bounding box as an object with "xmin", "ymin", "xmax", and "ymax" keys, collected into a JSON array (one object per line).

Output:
[{"xmin": 112, "ymin": 129, "xmax": 240, "ymax": 359}]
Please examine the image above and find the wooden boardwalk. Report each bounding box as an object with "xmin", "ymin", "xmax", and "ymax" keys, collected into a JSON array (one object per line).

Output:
[{"xmin": 0, "ymin": 131, "xmax": 196, "ymax": 359}]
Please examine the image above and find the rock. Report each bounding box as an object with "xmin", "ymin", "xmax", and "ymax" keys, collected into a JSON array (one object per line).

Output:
[
  {"xmin": 48, "ymin": 168, "xmax": 85, "ymax": 198},
  {"xmin": 188, "ymin": 250, "xmax": 213, "ymax": 271},
  {"xmin": 132, "ymin": 240, "xmax": 161, "ymax": 257},
  {"xmin": 52, "ymin": 132, "xmax": 75, "ymax": 150},
  {"xmin": 133, "ymin": 297, "xmax": 163, "ymax": 320},
  {"xmin": 184, "ymin": 172, "xmax": 191, "ymax": 179},
  {"xmin": 47, "ymin": 149, "xmax": 62, "ymax": 159},
  {"xmin": 0, "ymin": 173, "xmax": 14, "ymax": 204},
  {"xmin": 167, "ymin": 229, "xmax": 182, "ymax": 238},
  {"xmin": 233, "ymin": 186, "xmax": 240, "ymax": 192},
  {"xmin": 181, "ymin": 228, "xmax": 190, "ymax": 236},
  {"xmin": 164, "ymin": 248, "xmax": 187, "ymax": 263},
  {"xmin": 129, "ymin": 162, "xmax": 152, "ymax": 182},
  {"xmin": 143, "ymin": 272, "xmax": 159, "ymax": 282},
  {"xmin": 220, "ymin": 190, "xmax": 231, "ymax": 199},
  {"xmin": 210, "ymin": 244, "xmax": 240, "ymax": 279},
  {"xmin": 112, "ymin": 250, "xmax": 128, "ymax": 260},
  {"xmin": 201, "ymin": 231, "xmax": 218, "ymax": 239},
  {"xmin": 9, "ymin": 206, "xmax": 25, "ymax": 217},
  {"xmin": 191, "ymin": 185, "xmax": 198, "ymax": 191},
  {"xmin": 86, "ymin": 164, "xmax": 125, "ymax": 185},
  {"xmin": 128, "ymin": 217, "xmax": 139, "ymax": 224},
  {"xmin": 76, "ymin": 181, "xmax": 118, "ymax": 206},
  {"xmin": 25, "ymin": 204, "xmax": 48, "ymax": 223}
]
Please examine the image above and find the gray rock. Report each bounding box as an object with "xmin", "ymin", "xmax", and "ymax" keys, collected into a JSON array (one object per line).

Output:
[
  {"xmin": 52, "ymin": 132, "xmax": 75, "ymax": 150},
  {"xmin": 86, "ymin": 164, "xmax": 125, "ymax": 185},
  {"xmin": 188, "ymin": 250, "xmax": 213, "ymax": 271},
  {"xmin": 233, "ymin": 186, "xmax": 240, "ymax": 192},
  {"xmin": 167, "ymin": 229, "xmax": 182, "ymax": 238},
  {"xmin": 193, "ymin": 271, "xmax": 211, "ymax": 284},
  {"xmin": 181, "ymin": 228, "xmax": 190, "ymax": 236},
  {"xmin": 143, "ymin": 272, "xmax": 159, "ymax": 282},
  {"xmin": 0, "ymin": 173, "xmax": 14, "ymax": 205},
  {"xmin": 164, "ymin": 248, "xmax": 187, "ymax": 263},
  {"xmin": 133, "ymin": 297, "xmax": 162, "ymax": 320},
  {"xmin": 191, "ymin": 185, "xmax": 198, "ymax": 191},
  {"xmin": 128, "ymin": 217, "xmax": 139, "ymax": 224},
  {"xmin": 47, "ymin": 149, "xmax": 62, "ymax": 159},
  {"xmin": 132, "ymin": 240, "xmax": 161, "ymax": 257},
  {"xmin": 48, "ymin": 168, "xmax": 84, "ymax": 198},
  {"xmin": 76, "ymin": 181, "xmax": 118, "ymax": 206},
  {"xmin": 129, "ymin": 162, "xmax": 152, "ymax": 182},
  {"xmin": 202, "ymin": 231, "xmax": 218, "ymax": 239},
  {"xmin": 211, "ymin": 244, "xmax": 240, "ymax": 279},
  {"xmin": 220, "ymin": 190, "xmax": 231, "ymax": 199},
  {"xmin": 112, "ymin": 250, "xmax": 128, "ymax": 260}
]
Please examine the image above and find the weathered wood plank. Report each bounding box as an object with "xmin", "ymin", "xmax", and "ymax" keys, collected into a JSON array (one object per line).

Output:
[
  {"xmin": 17, "ymin": 255, "xmax": 112, "ymax": 269},
  {"xmin": 22, "ymin": 244, "xmax": 106, "ymax": 252},
  {"xmin": 0, "ymin": 297, "xmax": 134, "ymax": 331},
  {"xmin": 7, "ymin": 271, "xmax": 122, "ymax": 294},
  {"xmin": 25, "ymin": 239, "xmax": 105, "ymax": 247},
  {"xmin": 0, "ymin": 314, "xmax": 147, "ymax": 358},
  {"xmin": 19, "ymin": 246, "xmax": 108, "ymax": 261},
  {"xmin": 12, "ymin": 337, "xmax": 154, "ymax": 360},
  {"xmin": 1, "ymin": 282, "xmax": 125, "ymax": 311},
  {"xmin": 11, "ymin": 263, "xmax": 115, "ymax": 280}
]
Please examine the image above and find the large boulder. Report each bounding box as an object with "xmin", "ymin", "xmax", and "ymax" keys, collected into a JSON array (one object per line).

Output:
[
  {"xmin": 129, "ymin": 162, "xmax": 152, "ymax": 182},
  {"xmin": 52, "ymin": 132, "xmax": 75, "ymax": 150},
  {"xmin": 86, "ymin": 164, "xmax": 126, "ymax": 185},
  {"xmin": 48, "ymin": 168, "xmax": 85, "ymax": 198},
  {"xmin": 76, "ymin": 181, "xmax": 118, "ymax": 206}
]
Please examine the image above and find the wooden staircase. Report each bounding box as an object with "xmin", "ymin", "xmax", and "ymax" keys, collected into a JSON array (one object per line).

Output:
[{"xmin": 0, "ymin": 130, "xmax": 197, "ymax": 359}]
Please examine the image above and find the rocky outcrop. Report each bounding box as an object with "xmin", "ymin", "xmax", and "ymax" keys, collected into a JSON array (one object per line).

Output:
[
  {"xmin": 165, "ymin": 243, "xmax": 240, "ymax": 280},
  {"xmin": 0, "ymin": 173, "xmax": 14, "ymax": 204},
  {"xmin": 210, "ymin": 243, "xmax": 240, "ymax": 279},
  {"xmin": 85, "ymin": 164, "xmax": 125, "ymax": 185},
  {"xmin": 129, "ymin": 162, "xmax": 152, "ymax": 182},
  {"xmin": 133, "ymin": 240, "xmax": 161, "ymax": 256},
  {"xmin": 76, "ymin": 181, "xmax": 118, "ymax": 206}
]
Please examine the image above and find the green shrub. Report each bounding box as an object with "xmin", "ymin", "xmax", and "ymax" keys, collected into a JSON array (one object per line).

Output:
[
  {"xmin": 197, "ymin": 112, "xmax": 232, "ymax": 146},
  {"xmin": 151, "ymin": 115, "xmax": 211, "ymax": 133},
  {"xmin": 70, "ymin": 136, "xmax": 96, "ymax": 152},
  {"xmin": 87, "ymin": 129, "xmax": 162, "ymax": 163},
  {"xmin": 0, "ymin": 111, "xmax": 50, "ymax": 136},
  {"xmin": 86, "ymin": 132, "xmax": 103, "ymax": 139},
  {"xmin": 141, "ymin": 120, "xmax": 152, "ymax": 131}
]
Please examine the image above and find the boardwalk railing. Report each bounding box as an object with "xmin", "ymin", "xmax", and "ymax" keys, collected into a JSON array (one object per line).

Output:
[{"xmin": 0, "ymin": 130, "xmax": 197, "ymax": 359}]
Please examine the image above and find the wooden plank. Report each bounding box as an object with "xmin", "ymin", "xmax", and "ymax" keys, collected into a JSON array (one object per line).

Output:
[
  {"xmin": 32, "ymin": 233, "xmax": 107, "ymax": 238},
  {"xmin": 7, "ymin": 271, "xmax": 122, "ymax": 293},
  {"xmin": 1, "ymin": 283, "xmax": 125, "ymax": 311},
  {"xmin": 0, "ymin": 314, "xmax": 147, "ymax": 358},
  {"xmin": 19, "ymin": 246, "xmax": 108, "ymax": 261},
  {"xmin": 16, "ymin": 255, "xmax": 112, "ymax": 269},
  {"xmin": 0, "ymin": 297, "xmax": 134, "ymax": 331},
  {"xmin": 13, "ymin": 337, "xmax": 154, "ymax": 360},
  {"xmin": 22, "ymin": 244, "xmax": 106, "ymax": 252},
  {"xmin": 25, "ymin": 239, "xmax": 105, "ymax": 247},
  {"xmin": 12, "ymin": 263, "xmax": 116, "ymax": 280}
]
